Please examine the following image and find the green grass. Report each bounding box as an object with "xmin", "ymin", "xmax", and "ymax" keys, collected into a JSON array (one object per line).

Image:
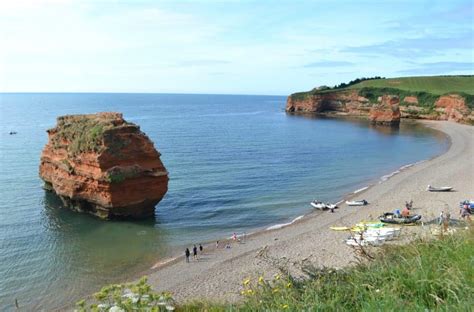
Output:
[
  {"xmin": 50, "ymin": 114, "xmax": 133, "ymax": 157},
  {"xmin": 78, "ymin": 231, "xmax": 473, "ymax": 311},
  {"xmin": 347, "ymin": 75, "xmax": 474, "ymax": 95},
  {"xmin": 181, "ymin": 231, "xmax": 473, "ymax": 311}
]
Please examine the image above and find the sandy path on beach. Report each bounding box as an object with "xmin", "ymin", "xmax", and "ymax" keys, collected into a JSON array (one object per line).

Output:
[{"xmin": 147, "ymin": 121, "xmax": 473, "ymax": 303}]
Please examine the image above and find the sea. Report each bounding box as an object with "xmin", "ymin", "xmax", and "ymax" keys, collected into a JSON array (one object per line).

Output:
[{"xmin": 0, "ymin": 93, "xmax": 448, "ymax": 310}]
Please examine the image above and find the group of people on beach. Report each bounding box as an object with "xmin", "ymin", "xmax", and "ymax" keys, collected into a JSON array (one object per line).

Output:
[
  {"xmin": 185, "ymin": 232, "xmax": 248, "ymax": 262},
  {"xmin": 184, "ymin": 244, "xmax": 203, "ymax": 263}
]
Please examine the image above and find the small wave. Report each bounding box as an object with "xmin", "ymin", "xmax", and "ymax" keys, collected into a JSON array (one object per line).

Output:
[
  {"xmin": 353, "ymin": 186, "xmax": 369, "ymax": 194},
  {"xmin": 266, "ymin": 215, "xmax": 304, "ymax": 231},
  {"xmin": 151, "ymin": 257, "xmax": 177, "ymax": 269},
  {"xmin": 379, "ymin": 161, "xmax": 420, "ymax": 183}
]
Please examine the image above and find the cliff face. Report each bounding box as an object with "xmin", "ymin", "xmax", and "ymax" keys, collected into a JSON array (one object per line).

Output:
[
  {"xmin": 39, "ymin": 112, "xmax": 169, "ymax": 219},
  {"xmin": 286, "ymin": 90, "xmax": 473, "ymax": 125},
  {"xmin": 286, "ymin": 90, "xmax": 401, "ymax": 126}
]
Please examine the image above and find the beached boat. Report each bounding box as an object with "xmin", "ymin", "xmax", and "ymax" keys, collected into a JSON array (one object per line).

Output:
[
  {"xmin": 345, "ymin": 236, "xmax": 384, "ymax": 247},
  {"xmin": 326, "ymin": 203, "xmax": 338, "ymax": 210},
  {"xmin": 310, "ymin": 201, "xmax": 327, "ymax": 210},
  {"xmin": 379, "ymin": 212, "xmax": 421, "ymax": 224},
  {"xmin": 427, "ymin": 185, "xmax": 453, "ymax": 192},
  {"xmin": 346, "ymin": 200, "xmax": 368, "ymax": 206}
]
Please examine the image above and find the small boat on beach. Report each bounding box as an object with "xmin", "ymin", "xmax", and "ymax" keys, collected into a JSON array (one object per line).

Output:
[
  {"xmin": 310, "ymin": 201, "xmax": 327, "ymax": 210},
  {"xmin": 326, "ymin": 203, "xmax": 338, "ymax": 210},
  {"xmin": 345, "ymin": 236, "xmax": 384, "ymax": 247},
  {"xmin": 427, "ymin": 185, "xmax": 453, "ymax": 192},
  {"xmin": 379, "ymin": 212, "xmax": 421, "ymax": 224},
  {"xmin": 346, "ymin": 200, "xmax": 368, "ymax": 206}
]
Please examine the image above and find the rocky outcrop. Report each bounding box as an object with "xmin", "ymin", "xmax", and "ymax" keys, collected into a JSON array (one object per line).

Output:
[
  {"xmin": 369, "ymin": 95, "xmax": 401, "ymax": 126},
  {"xmin": 286, "ymin": 90, "xmax": 400, "ymax": 126},
  {"xmin": 287, "ymin": 90, "xmax": 473, "ymax": 125},
  {"xmin": 286, "ymin": 90, "xmax": 372, "ymax": 116},
  {"xmin": 39, "ymin": 112, "xmax": 169, "ymax": 219},
  {"xmin": 434, "ymin": 94, "xmax": 470, "ymax": 122}
]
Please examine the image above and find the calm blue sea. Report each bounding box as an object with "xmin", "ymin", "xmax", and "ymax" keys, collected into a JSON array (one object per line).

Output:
[{"xmin": 0, "ymin": 93, "xmax": 447, "ymax": 309}]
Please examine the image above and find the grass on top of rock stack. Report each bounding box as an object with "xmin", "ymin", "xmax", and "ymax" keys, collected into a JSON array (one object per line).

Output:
[
  {"xmin": 51, "ymin": 114, "xmax": 133, "ymax": 156},
  {"xmin": 180, "ymin": 230, "xmax": 473, "ymax": 311}
]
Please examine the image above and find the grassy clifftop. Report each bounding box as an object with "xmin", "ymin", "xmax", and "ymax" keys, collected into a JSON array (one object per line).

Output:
[
  {"xmin": 290, "ymin": 75, "xmax": 474, "ymax": 109},
  {"xmin": 347, "ymin": 75, "xmax": 474, "ymax": 95}
]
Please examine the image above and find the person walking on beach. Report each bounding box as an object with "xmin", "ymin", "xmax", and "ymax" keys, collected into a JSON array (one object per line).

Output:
[
  {"xmin": 193, "ymin": 245, "xmax": 198, "ymax": 260},
  {"xmin": 199, "ymin": 244, "xmax": 203, "ymax": 253},
  {"xmin": 185, "ymin": 248, "xmax": 190, "ymax": 263}
]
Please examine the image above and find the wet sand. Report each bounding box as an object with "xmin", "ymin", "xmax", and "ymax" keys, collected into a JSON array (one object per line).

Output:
[{"xmin": 146, "ymin": 121, "xmax": 473, "ymax": 303}]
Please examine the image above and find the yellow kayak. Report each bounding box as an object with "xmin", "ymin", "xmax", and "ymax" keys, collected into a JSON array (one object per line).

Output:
[{"xmin": 330, "ymin": 226, "xmax": 351, "ymax": 231}]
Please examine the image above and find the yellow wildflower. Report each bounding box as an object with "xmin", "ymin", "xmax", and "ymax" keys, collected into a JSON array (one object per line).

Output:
[
  {"xmin": 258, "ymin": 276, "xmax": 264, "ymax": 284},
  {"xmin": 281, "ymin": 304, "xmax": 289, "ymax": 309},
  {"xmin": 246, "ymin": 289, "xmax": 254, "ymax": 295},
  {"xmin": 243, "ymin": 278, "xmax": 251, "ymax": 286},
  {"xmin": 272, "ymin": 288, "xmax": 280, "ymax": 293},
  {"xmin": 286, "ymin": 282, "xmax": 292, "ymax": 288},
  {"xmin": 274, "ymin": 274, "xmax": 281, "ymax": 280}
]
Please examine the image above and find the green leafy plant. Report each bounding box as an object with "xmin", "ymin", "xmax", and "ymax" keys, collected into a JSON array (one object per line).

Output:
[{"xmin": 76, "ymin": 277, "xmax": 176, "ymax": 311}]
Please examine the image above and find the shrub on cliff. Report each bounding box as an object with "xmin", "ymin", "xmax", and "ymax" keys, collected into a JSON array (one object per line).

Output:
[{"xmin": 76, "ymin": 277, "xmax": 176, "ymax": 311}]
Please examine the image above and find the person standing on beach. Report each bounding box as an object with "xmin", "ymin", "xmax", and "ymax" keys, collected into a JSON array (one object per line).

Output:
[
  {"xmin": 460, "ymin": 203, "xmax": 472, "ymax": 222},
  {"xmin": 193, "ymin": 245, "xmax": 198, "ymax": 260},
  {"xmin": 199, "ymin": 244, "xmax": 203, "ymax": 253},
  {"xmin": 185, "ymin": 248, "xmax": 190, "ymax": 263}
]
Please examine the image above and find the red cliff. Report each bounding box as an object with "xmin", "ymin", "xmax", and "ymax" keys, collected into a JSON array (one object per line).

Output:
[
  {"xmin": 286, "ymin": 90, "xmax": 400, "ymax": 126},
  {"xmin": 287, "ymin": 90, "xmax": 473, "ymax": 125},
  {"xmin": 39, "ymin": 112, "xmax": 169, "ymax": 219},
  {"xmin": 369, "ymin": 95, "xmax": 401, "ymax": 126}
]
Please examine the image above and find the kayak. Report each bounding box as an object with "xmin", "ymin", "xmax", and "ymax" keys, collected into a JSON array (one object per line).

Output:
[
  {"xmin": 330, "ymin": 226, "xmax": 351, "ymax": 231},
  {"xmin": 346, "ymin": 200, "xmax": 368, "ymax": 206},
  {"xmin": 427, "ymin": 185, "xmax": 453, "ymax": 192}
]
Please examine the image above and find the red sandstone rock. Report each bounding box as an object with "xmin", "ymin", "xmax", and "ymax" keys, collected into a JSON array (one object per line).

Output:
[
  {"xmin": 286, "ymin": 90, "xmax": 370, "ymax": 115},
  {"xmin": 286, "ymin": 89, "xmax": 472, "ymax": 125},
  {"xmin": 369, "ymin": 95, "xmax": 401, "ymax": 126},
  {"xmin": 435, "ymin": 94, "xmax": 469, "ymax": 122},
  {"xmin": 39, "ymin": 112, "xmax": 169, "ymax": 219}
]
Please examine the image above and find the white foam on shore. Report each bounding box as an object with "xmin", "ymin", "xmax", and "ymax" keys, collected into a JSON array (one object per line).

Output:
[
  {"xmin": 151, "ymin": 257, "xmax": 177, "ymax": 269},
  {"xmin": 379, "ymin": 161, "xmax": 424, "ymax": 184},
  {"xmin": 353, "ymin": 186, "xmax": 369, "ymax": 194},
  {"xmin": 266, "ymin": 215, "xmax": 305, "ymax": 231}
]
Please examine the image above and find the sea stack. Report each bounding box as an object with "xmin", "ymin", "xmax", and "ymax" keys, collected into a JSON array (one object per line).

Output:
[{"xmin": 39, "ymin": 112, "xmax": 169, "ymax": 219}]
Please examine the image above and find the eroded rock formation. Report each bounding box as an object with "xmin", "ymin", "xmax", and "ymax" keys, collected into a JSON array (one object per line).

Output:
[
  {"xmin": 39, "ymin": 112, "xmax": 169, "ymax": 219},
  {"xmin": 369, "ymin": 95, "xmax": 401, "ymax": 126},
  {"xmin": 286, "ymin": 90, "xmax": 473, "ymax": 125},
  {"xmin": 286, "ymin": 90, "xmax": 400, "ymax": 126}
]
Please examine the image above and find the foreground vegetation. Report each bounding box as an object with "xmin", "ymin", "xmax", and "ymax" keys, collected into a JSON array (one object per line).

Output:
[{"xmin": 78, "ymin": 230, "xmax": 473, "ymax": 311}]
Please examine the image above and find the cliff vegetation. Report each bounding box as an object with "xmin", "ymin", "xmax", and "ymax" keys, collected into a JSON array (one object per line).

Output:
[{"xmin": 77, "ymin": 231, "xmax": 473, "ymax": 311}]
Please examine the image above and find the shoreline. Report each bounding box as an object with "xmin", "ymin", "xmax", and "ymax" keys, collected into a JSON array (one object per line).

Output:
[
  {"xmin": 67, "ymin": 119, "xmax": 469, "ymax": 310},
  {"xmin": 138, "ymin": 120, "xmax": 472, "ymax": 304},
  {"xmin": 145, "ymin": 120, "xmax": 452, "ymax": 274}
]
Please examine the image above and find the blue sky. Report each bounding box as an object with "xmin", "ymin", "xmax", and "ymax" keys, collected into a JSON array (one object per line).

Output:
[{"xmin": 0, "ymin": 0, "xmax": 472, "ymax": 94}]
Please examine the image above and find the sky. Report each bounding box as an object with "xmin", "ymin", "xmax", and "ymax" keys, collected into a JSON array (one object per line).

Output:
[{"xmin": 0, "ymin": 0, "xmax": 473, "ymax": 95}]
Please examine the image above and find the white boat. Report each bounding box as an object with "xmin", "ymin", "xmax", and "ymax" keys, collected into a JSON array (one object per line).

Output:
[
  {"xmin": 427, "ymin": 185, "xmax": 453, "ymax": 192},
  {"xmin": 366, "ymin": 227, "xmax": 401, "ymax": 238},
  {"xmin": 310, "ymin": 201, "xmax": 327, "ymax": 210},
  {"xmin": 346, "ymin": 200, "xmax": 368, "ymax": 206},
  {"xmin": 345, "ymin": 236, "xmax": 383, "ymax": 246},
  {"xmin": 326, "ymin": 203, "xmax": 338, "ymax": 209}
]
